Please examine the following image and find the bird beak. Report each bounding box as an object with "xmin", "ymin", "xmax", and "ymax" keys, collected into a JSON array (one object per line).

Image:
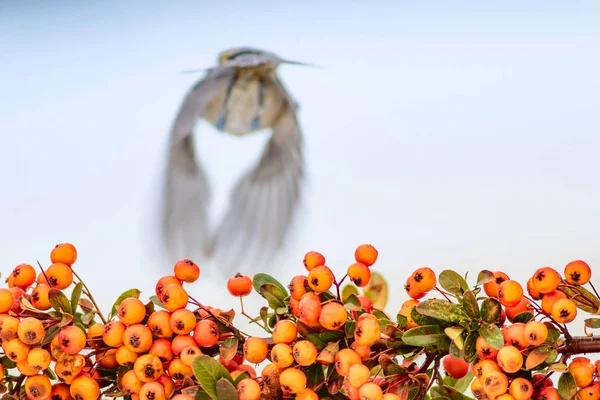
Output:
[{"xmin": 279, "ymin": 59, "xmax": 324, "ymax": 69}]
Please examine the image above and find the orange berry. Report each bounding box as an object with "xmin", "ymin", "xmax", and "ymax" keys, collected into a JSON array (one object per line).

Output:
[
  {"xmin": 289, "ymin": 297, "xmax": 300, "ymax": 318},
  {"xmin": 288, "ymin": 275, "xmax": 308, "ymax": 301},
  {"xmin": 271, "ymin": 343, "xmax": 294, "ymax": 368},
  {"xmin": 347, "ymin": 262, "xmax": 371, "ymax": 287},
  {"xmin": 524, "ymin": 321, "xmax": 548, "ymax": 346},
  {"xmin": 17, "ymin": 360, "xmax": 39, "ymax": 376},
  {"xmin": 578, "ymin": 384, "xmax": 600, "ymax": 400},
  {"xmin": 161, "ymin": 283, "xmax": 189, "ymax": 312},
  {"xmin": 0, "ymin": 288, "xmax": 14, "ymax": 313},
  {"xmin": 355, "ymin": 244, "xmax": 378, "ymax": 267},
  {"xmin": 98, "ymin": 348, "xmax": 119, "ymax": 369},
  {"xmin": 70, "ymin": 374, "xmax": 100, "ymax": 400},
  {"xmin": 505, "ymin": 297, "xmax": 532, "ymax": 323},
  {"xmin": 30, "ymin": 284, "xmax": 51, "ymax": 311},
  {"xmin": 123, "ymin": 324, "xmax": 153, "ymax": 353},
  {"xmin": 171, "ymin": 396, "xmax": 195, "ymax": 400},
  {"xmin": 25, "ymin": 374, "xmax": 52, "ymax": 400},
  {"xmin": 532, "ymin": 267, "xmax": 561, "ymax": 294},
  {"xmin": 307, "ymin": 265, "xmax": 334, "ymax": 293},
  {"xmin": 103, "ymin": 321, "xmax": 127, "ymax": 347},
  {"xmin": 169, "ymin": 308, "xmax": 196, "ymax": 335},
  {"xmin": 57, "ymin": 325, "xmax": 86, "ymax": 355},
  {"xmin": 351, "ymin": 342, "xmax": 371, "ymax": 360},
  {"xmin": 476, "ymin": 335, "xmax": 499, "ymax": 360},
  {"xmin": 497, "ymin": 280, "xmax": 523, "ymax": 308},
  {"xmin": 8, "ymin": 286, "xmax": 25, "ymax": 313},
  {"xmin": 237, "ymin": 378, "xmax": 261, "ymax": 400},
  {"xmin": 551, "ymin": 298, "xmax": 577, "ymax": 323},
  {"xmin": 134, "ymin": 353, "xmax": 164, "ymax": 382},
  {"xmin": 334, "ymin": 348, "xmax": 361, "ymax": 377},
  {"xmin": 261, "ymin": 363, "xmax": 280, "ymax": 388},
  {"xmin": 359, "ymin": 382, "xmax": 383, "ymax": 400},
  {"xmin": 243, "ymin": 337, "xmax": 269, "ymax": 364},
  {"xmin": 503, "ymin": 322, "xmax": 528, "ymax": 349},
  {"xmin": 116, "ymin": 344, "xmax": 140, "ymax": 366},
  {"xmin": 404, "ymin": 277, "xmax": 426, "ymax": 300},
  {"xmin": 509, "ymin": 377, "xmax": 533, "ymax": 400},
  {"xmin": 157, "ymin": 374, "xmax": 175, "ymax": 398},
  {"xmin": 149, "ymin": 338, "xmax": 175, "ymax": 363},
  {"xmin": 147, "ymin": 310, "xmax": 174, "ymax": 338},
  {"xmin": 298, "ymin": 292, "xmax": 322, "ymax": 326},
  {"xmin": 354, "ymin": 314, "xmax": 381, "ymax": 346},
  {"xmin": 473, "ymin": 359, "xmax": 502, "ymax": 380},
  {"xmin": 538, "ymin": 387, "xmax": 560, "ymax": 400},
  {"xmin": 358, "ymin": 295, "xmax": 373, "ymax": 312},
  {"xmin": 168, "ymin": 358, "xmax": 193, "ymax": 380},
  {"xmin": 12, "ymin": 264, "xmax": 36, "ymax": 289},
  {"xmin": 36, "ymin": 272, "xmax": 48, "ymax": 286},
  {"xmin": 303, "ymin": 251, "xmax": 325, "ymax": 271},
  {"xmin": 227, "ymin": 273, "xmax": 253, "ymax": 297},
  {"xmin": 171, "ymin": 334, "xmax": 196, "ymax": 356},
  {"xmin": 140, "ymin": 381, "xmax": 165, "ymax": 400},
  {"xmin": 45, "ymin": 262, "xmax": 73, "ymax": 290},
  {"xmin": 26, "ymin": 348, "xmax": 51, "ymax": 372},
  {"xmin": 348, "ymin": 363, "xmax": 370, "ymax": 388},
  {"xmin": 117, "ymin": 297, "xmax": 147, "ymax": 326},
  {"xmin": 319, "ymin": 302, "xmax": 348, "ymax": 330},
  {"xmin": 471, "ymin": 378, "xmax": 486, "ymax": 400},
  {"xmin": 496, "ymin": 345, "xmax": 523, "ymax": 374},
  {"xmin": 411, "ymin": 268, "xmax": 437, "ymax": 293},
  {"xmin": 527, "ymin": 277, "xmax": 542, "ymax": 300},
  {"xmin": 541, "ymin": 290, "xmax": 567, "ymax": 315},
  {"xmin": 49, "ymin": 383, "xmax": 72, "ymax": 400},
  {"xmin": 293, "ymin": 340, "xmax": 318, "ymax": 366},
  {"xmin": 483, "ymin": 370, "xmax": 509, "ymax": 398},
  {"xmin": 564, "ymin": 260, "xmax": 592, "ymax": 285},
  {"xmin": 483, "ymin": 271, "xmax": 510, "ymax": 298},
  {"xmin": 180, "ymin": 345, "xmax": 202, "ymax": 367},
  {"xmin": 174, "ymin": 259, "xmax": 200, "ymax": 283},
  {"xmin": 568, "ymin": 357, "xmax": 595, "ymax": 388},
  {"xmin": 1, "ymin": 315, "xmax": 19, "ymax": 341},
  {"xmin": 272, "ymin": 320, "xmax": 298, "ymax": 344},
  {"xmin": 279, "ymin": 368, "xmax": 307, "ymax": 393},
  {"xmin": 122, "ymin": 368, "xmax": 144, "ymax": 394},
  {"xmin": 297, "ymin": 388, "xmax": 319, "ymax": 400},
  {"xmin": 193, "ymin": 319, "xmax": 220, "ymax": 347},
  {"xmin": 18, "ymin": 317, "xmax": 45, "ymax": 345},
  {"xmin": 155, "ymin": 275, "xmax": 181, "ymax": 300},
  {"xmin": 50, "ymin": 243, "xmax": 78, "ymax": 265},
  {"xmin": 443, "ymin": 355, "xmax": 470, "ymax": 379}
]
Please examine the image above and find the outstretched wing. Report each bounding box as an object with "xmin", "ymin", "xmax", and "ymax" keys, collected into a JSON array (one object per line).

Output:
[
  {"xmin": 160, "ymin": 67, "xmax": 237, "ymax": 262},
  {"xmin": 206, "ymin": 73, "xmax": 304, "ymax": 276}
]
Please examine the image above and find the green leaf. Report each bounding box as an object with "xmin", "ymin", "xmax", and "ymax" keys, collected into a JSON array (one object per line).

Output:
[
  {"xmin": 70, "ymin": 282, "xmax": 83, "ymax": 315},
  {"xmin": 558, "ymin": 372, "xmax": 577, "ymax": 400},
  {"xmin": 252, "ymin": 273, "xmax": 288, "ymax": 296},
  {"xmin": 402, "ymin": 325, "xmax": 450, "ymax": 347},
  {"xmin": 305, "ymin": 330, "xmax": 345, "ymax": 350},
  {"xmin": 258, "ymin": 283, "xmax": 287, "ymax": 310},
  {"xmin": 81, "ymin": 311, "xmax": 95, "ymax": 326},
  {"xmin": 449, "ymin": 340, "xmax": 463, "ymax": 359},
  {"xmin": 512, "ymin": 312, "xmax": 534, "ymax": 324},
  {"xmin": 461, "ymin": 290, "xmax": 479, "ymax": 319},
  {"xmin": 362, "ymin": 271, "xmax": 389, "ymax": 310},
  {"xmin": 195, "ymin": 390, "xmax": 211, "ymax": 400},
  {"xmin": 219, "ymin": 337, "xmax": 238, "ymax": 361},
  {"xmin": 344, "ymin": 294, "xmax": 362, "ymax": 311},
  {"xmin": 559, "ymin": 285, "xmax": 600, "ymax": 314},
  {"xmin": 445, "ymin": 327, "xmax": 465, "ymax": 350},
  {"xmin": 232, "ymin": 372, "xmax": 250, "ymax": 387},
  {"xmin": 439, "ymin": 270, "xmax": 469, "ymax": 296},
  {"xmin": 110, "ymin": 289, "xmax": 141, "ymax": 317},
  {"xmin": 305, "ymin": 363, "xmax": 326, "ymax": 389},
  {"xmin": 150, "ymin": 295, "xmax": 164, "ymax": 308},
  {"xmin": 396, "ymin": 313, "xmax": 408, "ymax": 329},
  {"xmin": 415, "ymin": 299, "xmax": 470, "ymax": 326},
  {"xmin": 463, "ymin": 331, "xmax": 478, "ymax": 363},
  {"xmin": 345, "ymin": 320, "xmax": 356, "ymax": 338},
  {"xmin": 476, "ymin": 270, "xmax": 495, "ymax": 286},
  {"xmin": 215, "ymin": 378, "xmax": 239, "ymax": 400},
  {"xmin": 49, "ymin": 289, "xmax": 72, "ymax": 315},
  {"xmin": 411, "ymin": 305, "xmax": 449, "ymax": 327},
  {"xmin": 192, "ymin": 355, "xmax": 234, "ymax": 399},
  {"xmin": 526, "ymin": 347, "xmax": 550, "ymax": 370},
  {"xmin": 548, "ymin": 362, "xmax": 568, "ymax": 373},
  {"xmin": 444, "ymin": 370, "xmax": 474, "ymax": 393},
  {"xmin": 41, "ymin": 325, "xmax": 61, "ymax": 346},
  {"xmin": 478, "ymin": 323, "xmax": 504, "ymax": 350},
  {"xmin": 480, "ymin": 298, "xmax": 502, "ymax": 323},
  {"xmin": 585, "ymin": 318, "xmax": 600, "ymax": 328},
  {"xmin": 545, "ymin": 322, "xmax": 561, "ymax": 343},
  {"xmin": 0, "ymin": 356, "xmax": 16, "ymax": 369},
  {"xmin": 341, "ymin": 285, "xmax": 359, "ymax": 302}
]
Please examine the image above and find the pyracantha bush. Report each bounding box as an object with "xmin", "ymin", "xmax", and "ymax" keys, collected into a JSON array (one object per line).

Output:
[{"xmin": 0, "ymin": 242, "xmax": 599, "ymax": 400}]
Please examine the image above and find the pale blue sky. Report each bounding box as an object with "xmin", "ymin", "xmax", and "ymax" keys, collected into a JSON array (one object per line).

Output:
[{"xmin": 1, "ymin": 2, "xmax": 600, "ymax": 335}]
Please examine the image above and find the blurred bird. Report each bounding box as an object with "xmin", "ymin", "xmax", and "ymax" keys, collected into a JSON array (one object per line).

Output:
[{"xmin": 160, "ymin": 47, "xmax": 308, "ymax": 277}]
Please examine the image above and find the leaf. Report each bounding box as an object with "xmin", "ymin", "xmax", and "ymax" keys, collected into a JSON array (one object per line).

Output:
[
  {"xmin": 344, "ymin": 294, "xmax": 362, "ymax": 311},
  {"xmin": 192, "ymin": 355, "xmax": 234, "ymax": 399},
  {"xmin": 215, "ymin": 378, "xmax": 239, "ymax": 400},
  {"xmin": 526, "ymin": 347, "xmax": 550, "ymax": 370},
  {"xmin": 110, "ymin": 289, "xmax": 141, "ymax": 317},
  {"xmin": 78, "ymin": 298, "xmax": 95, "ymax": 313},
  {"xmin": 306, "ymin": 331, "xmax": 345, "ymax": 350},
  {"xmin": 81, "ymin": 311, "xmax": 95, "ymax": 326},
  {"xmin": 548, "ymin": 362, "xmax": 568, "ymax": 372},
  {"xmin": 480, "ymin": 298, "xmax": 501, "ymax": 323},
  {"xmin": 461, "ymin": 290, "xmax": 479, "ymax": 319},
  {"xmin": 444, "ymin": 370, "xmax": 474, "ymax": 393},
  {"xmin": 512, "ymin": 312, "xmax": 534, "ymax": 324},
  {"xmin": 345, "ymin": 320, "xmax": 356, "ymax": 338},
  {"xmin": 306, "ymin": 363, "xmax": 326, "ymax": 389},
  {"xmin": 585, "ymin": 318, "xmax": 600, "ymax": 329},
  {"xmin": 41, "ymin": 325, "xmax": 61, "ymax": 346},
  {"xmin": 362, "ymin": 271, "xmax": 389, "ymax": 310},
  {"xmin": 402, "ymin": 325, "xmax": 450, "ymax": 347},
  {"xmin": 479, "ymin": 323, "xmax": 504, "ymax": 350},
  {"xmin": 252, "ymin": 273, "xmax": 288, "ymax": 296},
  {"xmin": 559, "ymin": 285, "xmax": 600, "ymax": 314},
  {"xmin": 558, "ymin": 372, "xmax": 577, "ymax": 400},
  {"xmin": 341, "ymin": 285, "xmax": 359, "ymax": 302},
  {"xmin": 232, "ymin": 372, "xmax": 250, "ymax": 387},
  {"xmin": 415, "ymin": 299, "xmax": 470, "ymax": 326},
  {"xmin": 463, "ymin": 331, "xmax": 478, "ymax": 363},
  {"xmin": 150, "ymin": 295, "xmax": 164, "ymax": 308},
  {"xmin": 545, "ymin": 322, "xmax": 561, "ymax": 343},
  {"xmin": 445, "ymin": 327, "xmax": 465, "ymax": 350},
  {"xmin": 396, "ymin": 313, "xmax": 408, "ymax": 329},
  {"xmin": 219, "ymin": 337, "xmax": 238, "ymax": 361},
  {"xmin": 70, "ymin": 282, "xmax": 83, "ymax": 315},
  {"xmin": 439, "ymin": 270, "xmax": 469, "ymax": 296},
  {"xmin": 258, "ymin": 283, "xmax": 287, "ymax": 310},
  {"xmin": 49, "ymin": 289, "xmax": 72, "ymax": 315},
  {"xmin": 410, "ymin": 305, "xmax": 449, "ymax": 327},
  {"xmin": 476, "ymin": 270, "xmax": 495, "ymax": 286}
]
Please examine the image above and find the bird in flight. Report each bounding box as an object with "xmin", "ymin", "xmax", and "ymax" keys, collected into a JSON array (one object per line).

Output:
[{"xmin": 160, "ymin": 47, "xmax": 308, "ymax": 277}]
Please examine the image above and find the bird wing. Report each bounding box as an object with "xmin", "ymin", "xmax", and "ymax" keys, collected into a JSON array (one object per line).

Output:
[
  {"xmin": 206, "ymin": 72, "xmax": 304, "ymax": 276},
  {"xmin": 160, "ymin": 67, "xmax": 237, "ymax": 263}
]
